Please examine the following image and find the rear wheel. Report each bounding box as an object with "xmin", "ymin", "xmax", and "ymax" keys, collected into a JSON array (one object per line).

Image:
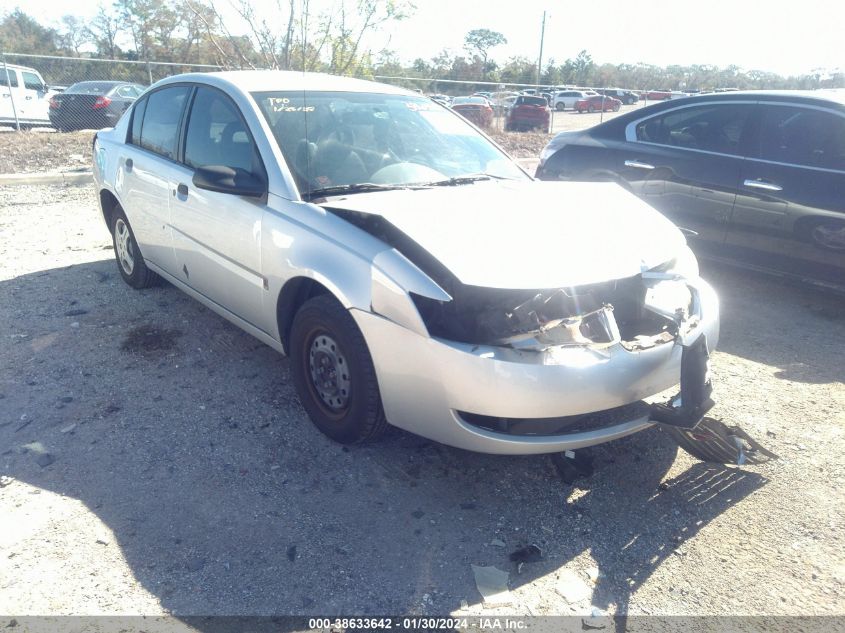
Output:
[
  {"xmin": 613, "ymin": 103, "xmax": 621, "ymax": 112},
  {"xmin": 804, "ymin": 218, "xmax": 845, "ymax": 251},
  {"xmin": 555, "ymin": 102, "xmax": 565, "ymax": 111},
  {"xmin": 110, "ymin": 207, "xmax": 159, "ymax": 289},
  {"xmin": 588, "ymin": 104, "xmax": 597, "ymax": 113},
  {"xmin": 289, "ymin": 295, "xmax": 388, "ymax": 444}
]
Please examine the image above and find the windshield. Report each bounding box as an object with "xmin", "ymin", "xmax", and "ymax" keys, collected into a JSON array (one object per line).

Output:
[{"xmin": 252, "ymin": 90, "xmax": 527, "ymax": 196}]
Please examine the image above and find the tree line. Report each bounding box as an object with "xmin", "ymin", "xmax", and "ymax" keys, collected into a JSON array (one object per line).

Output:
[{"xmin": 1, "ymin": 5, "xmax": 842, "ymax": 92}]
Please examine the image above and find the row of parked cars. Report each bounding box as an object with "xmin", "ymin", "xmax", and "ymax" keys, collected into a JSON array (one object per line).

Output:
[{"xmin": 0, "ymin": 63, "xmax": 145, "ymax": 131}]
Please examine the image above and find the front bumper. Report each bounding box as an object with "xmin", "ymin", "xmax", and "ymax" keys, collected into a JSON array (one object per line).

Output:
[{"xmin": 353, "ymin": 278, "xmax": 719, "ymax": 454}]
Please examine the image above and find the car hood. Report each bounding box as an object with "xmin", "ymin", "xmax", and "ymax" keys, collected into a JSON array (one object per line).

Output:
[{"xmin": 322, "ymin": 179, "xmax": 686, "ymax": 290}]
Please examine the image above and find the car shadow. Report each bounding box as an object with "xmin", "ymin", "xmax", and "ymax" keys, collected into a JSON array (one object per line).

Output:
[
  {"xmin": 1, "ymin": 259, "xmax": 768, "ymax": 622},
  {"xmin": 698, "ymin": 259, "xmax": 845, "ymax": 385}
]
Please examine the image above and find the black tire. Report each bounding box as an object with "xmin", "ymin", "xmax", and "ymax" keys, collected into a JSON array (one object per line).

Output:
[
  {"xmin": 555, "ymin": 102, "xmax": 565, "ymax": 111},
  {"xmin": 613, "ymin": 103, "xmax": 621, "ymax": 112},
  {"xmin": 110, "ymin": 207, "xmax": 159, "ymax": 289},
  {"xmin": 289, "ymin": 295, "xmax": 388, "ymax": 444},
  {"xmin": 588, "ymin": 104, "xmax": 597, "ymax": 113},
  {"xmin": 802, "ymin": 218, "xmax": 845, "ymax": 252}
]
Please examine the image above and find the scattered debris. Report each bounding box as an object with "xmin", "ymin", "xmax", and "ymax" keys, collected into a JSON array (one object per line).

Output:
[
  {"xmin": 471, "ymin": 565, "xmax": 512, "ymax": 606},
  {"xmin": 0, "ymin": 476, "xmax": 14, "ymax": 488},
  {"xmin": 555, "ymin": 569, "xmax": 592, "ymax": 604},
  {"xmin": 550, "ymin": 450, "xmax": 594, "ymax": 484},
  {"xmin": 64, "ymin": 309, "xmax": 88, "ymax": 317},
  {"xmin": 584, "ymin": 567, "xmax": 600, "ymax": 584},
  {"xmin": 509, "ymin": 544, "xmax": 543, "ymax": 564},
  {"xmin": 460, "ymin": 502, "xmax": 477, "ymax": 510},
  {"xmin": 286, "ymin": 545, "xmax": 297, "ymax": 562},
  {"xmin": 411, "ymin": 510, "xmax": 425, "ymax": 519},
  {"xmin": 665, "ymin": 417, "xmax": 780, "ymax": 465},
  {"xmin": 95, "ymin": 539, "xmax": 108, "ymax": 546},
  {"xmin": 60, "ymin": 423, "xmax": 76, "ymax": 434},
  {"xmin": 490, "ymin": 538, "xmax": 506, "ymax": 548}
]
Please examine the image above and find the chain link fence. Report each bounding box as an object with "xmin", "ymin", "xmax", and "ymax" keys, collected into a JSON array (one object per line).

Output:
[
  {"xmin": 1, "ymin": 53, "xmax": 223, "ymax": 131},
  {"xmin": 1, "ymin": 52, "xmax": 636, "ymax": 133}
]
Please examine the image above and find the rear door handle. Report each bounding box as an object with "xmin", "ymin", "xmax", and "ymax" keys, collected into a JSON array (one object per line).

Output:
[
  {"xmin": 124, "ymin": 158, "xmax": 133, "ymax": 172},
  {"xmin": 624, "ymin": 159, "xmax": 655, "ymax": 170},
  {"xmin": 743, "ymin": 179, "xmax": 782, "ymax": 192},
  {"xmin": 177, "ymin": 183, "xmax": 189, "ymax": 197}
]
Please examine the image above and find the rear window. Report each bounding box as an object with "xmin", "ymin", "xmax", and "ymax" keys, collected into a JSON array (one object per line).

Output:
[
  {"xmin": 516, "ymin": 96, "xmax": 547, "ymax": 107},
  {"xmin": 0, "ymin": 70, "xmax": 18, "ymax": 88},
  {"xmin": 65, "ymin": 82, "xmax": 118, "ymax": 95}
]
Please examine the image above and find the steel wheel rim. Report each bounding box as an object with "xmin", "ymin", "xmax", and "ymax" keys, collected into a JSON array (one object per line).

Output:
[
  {"xmin": 114, "ymin": 219, "xmax": 135, "ymax": 275},
  {"xmin": 811, "ymin": 224, "xmax": 845, "ymax": 251},
  {"xmin": 308, "ymin": 332, "xmax": 351, "ymax": 412}
]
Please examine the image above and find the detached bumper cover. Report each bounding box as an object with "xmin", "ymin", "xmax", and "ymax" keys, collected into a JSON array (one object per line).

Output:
[{"xmin": 353, "ymin": 277, "xmax": 719, "ymax": 455}]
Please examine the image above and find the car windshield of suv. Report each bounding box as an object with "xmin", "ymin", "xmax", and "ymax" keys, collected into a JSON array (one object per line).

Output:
[
  {"xmin": 65, "ymin": 82, "xmax": 117, "ymax": 95},
  {"xmin": 253, "ymin": 90, "xmax": 527, "ymax": 196}
]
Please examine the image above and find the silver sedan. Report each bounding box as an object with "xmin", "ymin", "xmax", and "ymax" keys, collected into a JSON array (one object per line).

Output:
[{"xmin": 92, "ymin": 71, "xmax": 719, "ymax": 455}]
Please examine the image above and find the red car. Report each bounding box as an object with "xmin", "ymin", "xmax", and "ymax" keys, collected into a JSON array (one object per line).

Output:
[
  {"xmin": 450, "ymin": 96, "xmax": 493, "ymax": 128},
  {"xmin": 574, "ymin": 95, "xmax": 622, "ymax": 113},
  {"xmin": 505, "ymin": 96, "xmax": 551, "ymax": 132},
  {"xmin": 645, "ymin": 89, "xmax": 672, "ymax": 100}
]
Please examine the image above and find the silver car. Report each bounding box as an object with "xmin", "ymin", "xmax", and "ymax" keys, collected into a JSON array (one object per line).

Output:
[{"xmin": 92, "ymin": 71, "xmax": 720, "ymax": 455}]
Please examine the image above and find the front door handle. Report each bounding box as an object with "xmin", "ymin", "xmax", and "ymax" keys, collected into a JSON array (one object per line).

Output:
[
  {"xmin": 743, "ymin": 179, "xmax": 782, "ymax": 192},
  {"xmin": 177, "ymin": 183, "xmax": 189, "ymax": 197},
  {"xmin": 124, "ymin": 158, "xmax": 133, "ymax": 172},
  {"xmin": 624, "ymin": 159, "xmax": 655, "ymax": 170}
]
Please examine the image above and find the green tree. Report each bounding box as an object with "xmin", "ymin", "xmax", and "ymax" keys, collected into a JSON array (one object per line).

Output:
[
  {"xmin": 0, "ymin": 9, "xmax": 59, "ymax": 54},
  {"xmin": 463, "ymin": 28, "xmax": 506, "ymax": 77}
]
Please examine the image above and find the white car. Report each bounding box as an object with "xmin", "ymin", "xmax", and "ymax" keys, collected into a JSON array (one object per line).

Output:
[
  {"xmin": 92, "ymin": 71, "xmax": 719, "ymax": 455},
  {"xmin": 0, "ymin": 63, "xmax": 56, "ymax": 128},
  {"xmin": 552, "ymin": 89, "xmax": 599, "ymax": 111}
]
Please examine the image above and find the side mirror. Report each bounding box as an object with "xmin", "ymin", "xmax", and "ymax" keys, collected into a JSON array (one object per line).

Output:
[{"xmin": 192, "ymin": 165, "xmax": 266, "ymax": 198}]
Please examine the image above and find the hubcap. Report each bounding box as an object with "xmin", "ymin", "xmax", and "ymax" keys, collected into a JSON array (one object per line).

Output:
[
  {"xmin": 114, "ymin": 219, "xmax": 135, "ymax": 275},
  {"xmin": 308, "ymin": 334, "xmax": 351, "ymax": 411},
  {"xmin": 811, "ymin": 223, "xmax": 845, "ymax": 251}
]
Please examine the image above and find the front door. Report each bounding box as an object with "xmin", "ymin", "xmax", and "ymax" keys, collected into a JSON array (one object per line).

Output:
[{"xmin": 169, "ymin": 86, "xmax": 270, "ymax": 333}]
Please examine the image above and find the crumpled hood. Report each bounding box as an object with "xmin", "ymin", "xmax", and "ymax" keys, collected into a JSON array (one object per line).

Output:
[{"xmin": 322, "ymin": 179, "xmax": 686, "ymax": 289}]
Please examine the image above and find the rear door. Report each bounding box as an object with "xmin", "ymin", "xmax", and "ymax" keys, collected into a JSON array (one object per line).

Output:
[
  {"xmin": 168, "ymin": 85, "xmax": 270, "ymax": 332},
  {"xmin": 616, "ymin": 102, "xmax": 754, "ymax": 244},
  {"xmin": 0, "ymin": 68, "xmax": 20, "ymax": 123},
  {"xmin": 118, "ymin": 85, "xmax": 191, "ymax": 274},
  {"xmin": 728, "ymin": 102, "xmax": 845, "ymax": 281}
]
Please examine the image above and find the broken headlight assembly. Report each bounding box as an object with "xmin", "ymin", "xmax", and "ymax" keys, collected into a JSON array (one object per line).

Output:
[{"xmin": 411, "ymin": 247, "xmax": 702, "ymax": 353}]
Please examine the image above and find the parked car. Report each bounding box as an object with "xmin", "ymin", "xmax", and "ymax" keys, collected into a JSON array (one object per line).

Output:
[
  {"xmin": 552, "ymin": 89, "xmax": 598, "ymax": 111},
  {"xmin": 535, "ymin": 90, "xmax": 845, "ymax": 288},
  {"xmin": 49, "ymin": 81, "xmax": 145, "ymax": 132},
  {"xmin": 0, "ymin": 63, "xmax": 55, "ymax": 129},
  {"xmin": 506, "ymin": 95, "xmax": 551, "ymax": 131},
  {"xmin": 574, "ymin": 94, "xmax": 622, "ymax": 113},
  {"xmin": 429, "ymin": 93, "xmax": 451, "ymax": 106},
  {"xmin": 598, "ymin": 88, "xmax": 639, "ymax": 105},
  {"xmin": 489, "ymin": 90, "xmax": 520, "ymax": 115},
  {"xmin": 450, "ymin": 96, "xmax": 493, "ymax": 127},
  {"xmin": 645, "ymin": 90, "xmax": 673, "ymax": 100},
  {"xmin": 92, "ymin": 70, "xmax": 719, "ymax": 454}
]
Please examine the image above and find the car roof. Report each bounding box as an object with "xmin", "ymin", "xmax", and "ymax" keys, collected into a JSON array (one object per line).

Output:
[
  {"xmin": 153, "ymin": 70, "xmax": 415, "ymax": 96},
  {"xmin": 656, "ymin": 89, "xmax": 845, "ymax": 107}
]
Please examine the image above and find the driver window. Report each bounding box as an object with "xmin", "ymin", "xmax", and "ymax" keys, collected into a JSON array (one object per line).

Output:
[
  {"xmin": 636, "ymin": 104, "xmax": 751, "ymax": 155},
  {"xmin": 184, "ymin": 87, "xmax": 257, "ymax": 173}
]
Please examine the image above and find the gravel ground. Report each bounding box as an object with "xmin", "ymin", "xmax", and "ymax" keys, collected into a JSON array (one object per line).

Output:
[{"xmin": 0, "ymin": 183, "xmax": 843, "ymax": 621}]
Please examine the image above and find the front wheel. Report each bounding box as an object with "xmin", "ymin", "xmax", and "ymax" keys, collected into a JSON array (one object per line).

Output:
[
  {"xmin": 587, "ymin": 104, "xmax": 597, "ymax": 113},
  {"xmin": 613, "ymin": 103, "xmax": 621, "ymax": 112},
  {"xmin": 289, "ymin": 295, "xmax": 388, "ymax": 444},
  {"xmin": 111, "ymin": 207, "xmax": 159, "ymax": 289},
  {"xmin": 555, "ymin": 102, "xmax": 565, "ymax": 111}
]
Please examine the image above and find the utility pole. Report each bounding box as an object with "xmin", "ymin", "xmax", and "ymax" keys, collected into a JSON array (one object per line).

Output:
[{"xmin": 536, "ymin": 11, "xmax": 547, "ymax": 88}]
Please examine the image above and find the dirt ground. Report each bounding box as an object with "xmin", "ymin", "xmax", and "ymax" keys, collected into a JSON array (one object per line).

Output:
[{"xmin": 0, "ymin": 182, "xmax": 843, "ymax": 625}]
